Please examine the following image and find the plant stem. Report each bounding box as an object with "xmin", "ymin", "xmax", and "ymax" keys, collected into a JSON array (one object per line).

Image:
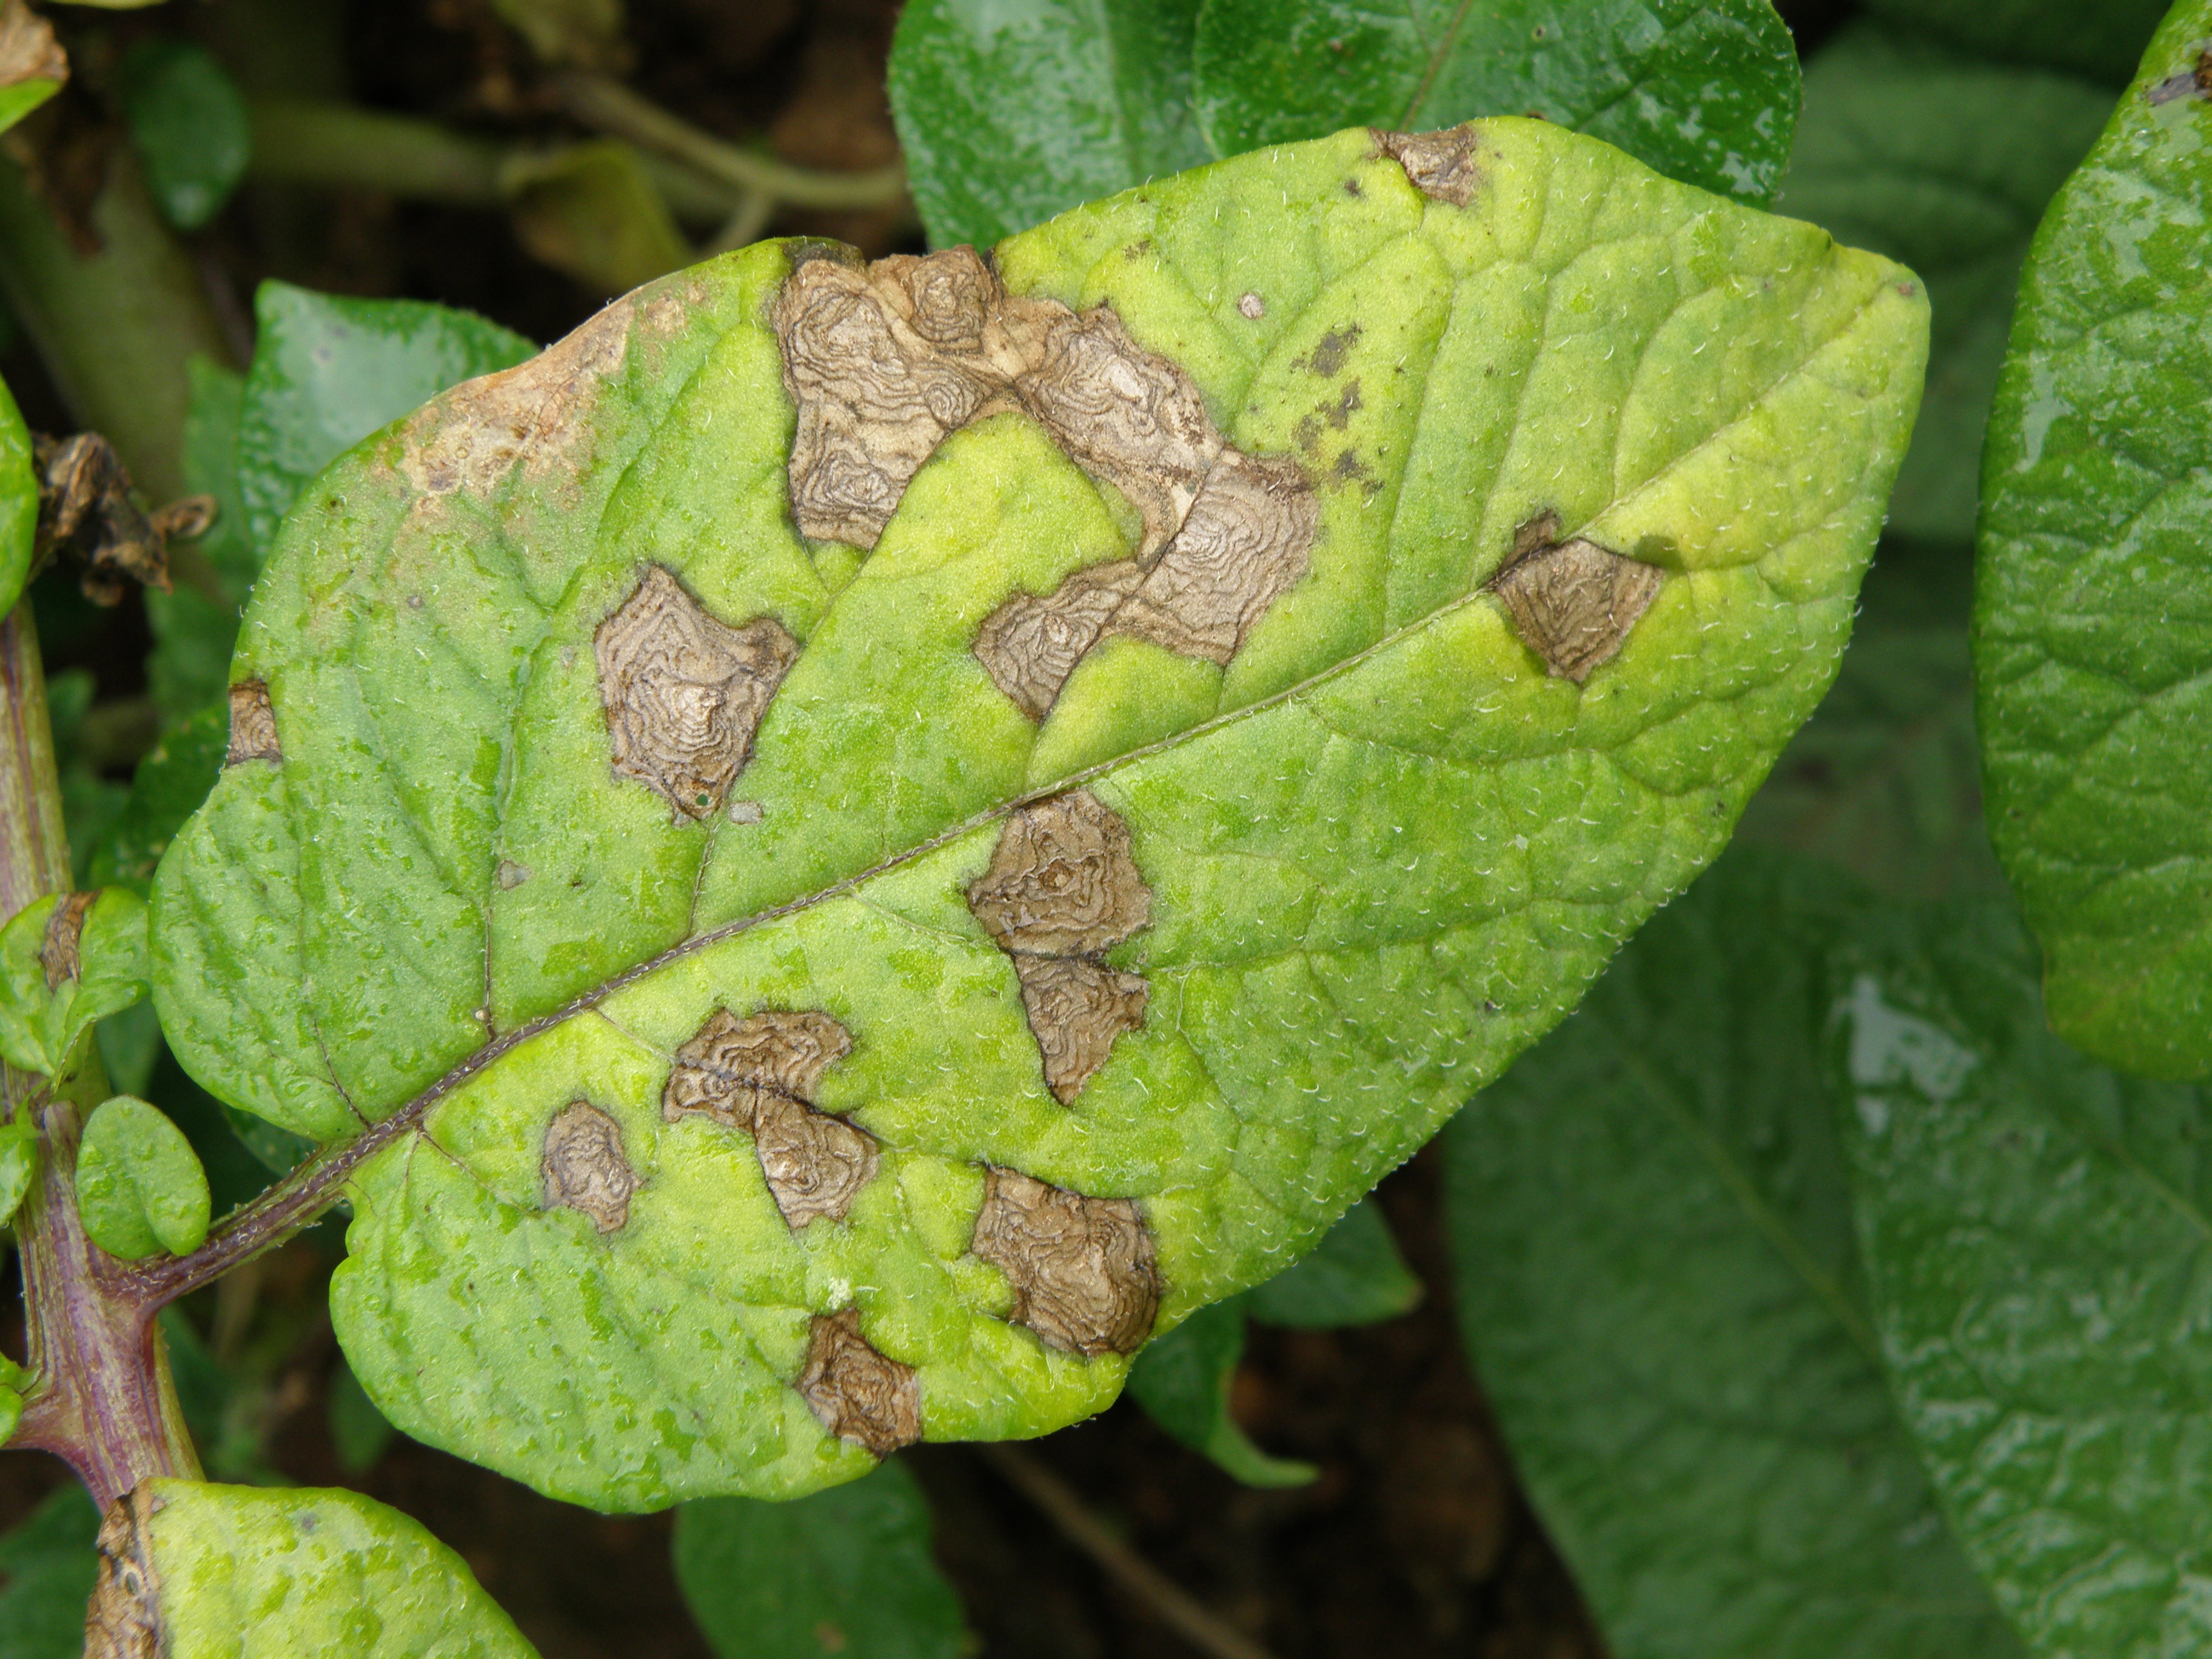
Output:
[
  {"xmin": 0, "ymin": 150, "xmax": 235, "ymax": 502},
  {"xmin": 0, "ymin": 605, "xmax": 201, "ymax": 1504},
  {"xmin": 555, "ymin": 72, "xmax": 908, "ymax": 210}
]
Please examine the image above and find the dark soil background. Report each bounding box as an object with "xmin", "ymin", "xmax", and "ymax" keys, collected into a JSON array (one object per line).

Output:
[{"xmin": 0, "ymin": 2, "xmax": 1863, "ymax": 1653}]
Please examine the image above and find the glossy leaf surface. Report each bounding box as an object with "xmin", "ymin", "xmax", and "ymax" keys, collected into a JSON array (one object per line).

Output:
[
  {"xmin": 236, "ymin": 282, "xmax": 534, "ymax": 558},
  {"xmin": 890, "ymin": 0, "xmax": 1210, "ymax": 249},
  {"xmin": 1835, "ymin": 896, "xmax": 2212, "ymax": 1658},
  {"xmin": 0, "ymin": 371, "xmax": 33, "ymax": 617},
  {"xmin": 1446, "ymin": 849, "xmax": 2020, "ymax": 1659},
  {"xmin": 1193, "ymin": 0, "xmax": 1799, "ymax": 204},
  {"xmin": 153, "ymin": 122, "xmax": 1925, "ymax": 1508},
  {"xmin": 673, "ymin": 1461, "xmax": 969, "ymax": 1659},
  {"xmin": 1779, "ymin": 27, "xmax": 2113, "ymax": 545},
  {"xmin": 1976, "ymin": 1, "xmax": 2212, "ymax": 1078},
  {"xmin": 75, "ymin": 1094, "xmax": 211, "ymax": 1258},
  {"xmin": 89, "ymin": 1481, "xmax": 536, "ymax": 1657},
  {"xmin": 0, "ymin": 889, "xmax": 149, "ymax": 1078}
]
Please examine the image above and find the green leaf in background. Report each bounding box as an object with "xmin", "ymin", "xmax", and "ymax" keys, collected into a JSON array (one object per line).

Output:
[
  {"xmin": 1445, "ymin": 848, "xmax": 2021, "ymax": 1659},
  {"xmin": 1862, "ymin": 0, "xmax": 2170, "ymax": 87},
  {"xmin": 1127, "ymin": 1295, "xmax": 1318, "ymax": 1486},
  {"xmin": 45, "ymin": 669, "xmax": 129, "ymax": 888},
  {"xmin": 491, "ymin": 0, "xmax": 628, "ymax": 69},
  {"xmin": 1244, "ymin": 1195, "xmax": 1419, "ymax": 1327},
  {"xmin": 236, "ymin": 282, "xmax": 535, "ymax": 558},
  {"xmin": 1834, "ymin": 894, "xmax": 2212, "ymax": 1658},
  {"xmin": 1778, "ymin": 27, "xmax": 2113, "ymax": 546},
  {"xmin": 0, "ymin": 1484, "xmax": 100, "ymax": 1659},
  {"xmin": 145, "ymin": 359, "xmax": 256, "ymax": 717},
  {"xmin": 0, "ymin": 369, "xmax": 35, "ymax": 617},
  {"xmin": 503, "ymin": 140, "xmax": 691, "ymax": 296},
  {"xmin": 1733, "ymin": 546, "xmax": 2003, "ymax": 900},
  {"xmin": 0, "ymin": 1111, "xmax": 35, "ymax": 1225},
  {"xmin": 153, "ymin": 124, "xmax": 1925, "ymax": 1509},
  {"xmin": 328, "ymin": 1356, "xmax": 398, "ymax": 1476},
  {"xmin": 118, "ymin": 38, "xmax": 252, "ymax": 232},
  {"xmin": 1193, "ymin": 0, "xmax": 1800, "ymax": 204},
  {"xmin": 0, "ymin": 1352, "xmax": 30, "ymax": 1444},
  {"xmin": 889, "ymin": 0, "xmax": 1210, "ymax": 250},
  {"xmin": 89, "ymin": 702, "xmax": 228, "ymax": 898},
  {"xmin": 87, "ymin": 1481, "xmax": 538, "ymax": 1657},
  {"xmin": 75, "ymin": 1093, "xmax": 212, "ymax": 1258},
  {"xmin": 673, "ymin": 1461, "xmax": 968, "ymax": 1659},
  {"xmin": 1977, "ymin": 0, "xmax": 2212, "ymax": 1080},
  {"xmin": 0, "ymin": 888, "xmax": 149, "ymax": 1078}
]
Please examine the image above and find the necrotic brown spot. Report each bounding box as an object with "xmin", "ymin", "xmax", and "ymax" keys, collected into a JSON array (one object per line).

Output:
[
  {"xmin": 595, "ymin": 565, "xmax": 799, "ymax": 819},
  {"xmin": 1117, "ymin": 452, "xmax": 1317, "ymax": 666},
  {"xmin": 972, "ymin": 560, "xmax": 1142, "ymax": 721},
  {"xmin": 663, "ymin": 1008, "xmax": 875, "ymax": 1228},
  {"xmin": 1373, "ymin": 125, "xmax": 1484, "ymax": 206},
  {"xmin": 541, "ymin": 1101, "xmax": 642, "ymax": 1233},
  {"xmin": 1489, "ymin": 528, "xmax": 1664, "ymax": 684},
  {"xmin": 38, "ymin": 890, "xmax": 93, "ymax": 990},
  {"xmin": 85, "ymin": 1489, "xmax": 163, "ymax": 1659},
  {"xmin": 225, "ymin": 680, "xmax": 281, "ymax": 766},
  {"xmin": 1013, "ymin": 957, "xmax": 1150, "ymax": 1107},
  {"xmin": 796, "ymin": 1308, "xmax": 921, "ymax": 1457},
  {"xmin": 969, "ymin": 1167, "xmax": 1160, "ymax": 1356}
]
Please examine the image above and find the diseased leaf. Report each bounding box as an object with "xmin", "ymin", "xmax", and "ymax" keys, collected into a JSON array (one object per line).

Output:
[
  {"xmin": 236, "ymin": 283, "xmax": 534, "ymax": 558},
  {"xmin": 152, "ymin": 123, "xmax": 1926, "ymax": 1507},
  {"xmin": 1193, "ymin": 0, "xmax": 1800, "ymax": 204},
  {"xmin": 1976, "ymin": 1, "xmax": 2212, "ymax": 1079},
  {"xmin": 673, "ymin": 1461, "xmax": 969, "ymax": 1659},
  {"xmin": 0, "ymin": 1484, "xmax": 100, "ymax": 1659},
  {"xmin": 75, "ymin": 1094, "xmax": 211, "ymax": 1259},
  {"xmin": 118, "ymin": 38, "xmax": 252, "ymax": 232},
  {"xmin": 1862, "ymin": 0, "xmax": 2168, "ymax": 87},
  {"xmin": 1445, "ymin": 848, "xmax": 2021, "ymax": 1659},
  {"xmin": 1127, "ymin": 1295, "xmax": 1317, "ymax": 1486},
  {"xmin": 0, "ymin": 888, "xmax": 149, "ymax": 1078},
  {"xmin": 0, "ymin": 369, "xmax": 35, "ymax": 617},
  {"xmin": 0, "ymin": 1, "xmax": 65, "ymax": 143},
  {"xmin": 1734, "ymin": 546, "xmax": 2003, "ymax": 900},
  {"xmin": 1778, "ymin": 27, "xmax": 2113, "ymax": 545},
  {"xmin": 889, "ymin": 0, "xmax": 1210, "ymax": 249},
  {"xmin": 1244, "ymin": 1195, "xmax": 1418, "ymax": 1327},
  {"xmin": 85, "ymin": 1481, "xmax": 537, "ymax": 1657},
  {"xmin": 1834, "ymin": 894, "xmax": 2212, "ymax": 1658}
]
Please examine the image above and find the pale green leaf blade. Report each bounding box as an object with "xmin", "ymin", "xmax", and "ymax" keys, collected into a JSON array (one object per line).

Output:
[
  {"xmin": 673, "ymin": 1461, "xmax": 970, "ymax": 1659},
  {"xmin": 236, "ymin": 283, "xmax": 535, "ymax": 557},
  {"xmin": 1778, "ymin": 26, "xmax": 2113, "ymax": 545},
  {"xmin": 1242, "ymin": 1196, "xmax": 1419, "ymax": 1327},
  {"xmin": 1976, "ymin": 1, "xmax": 2212, "ymax": 1079},
  {"xmin": 889, "ymin": 0, "xmax": 1210, "ymax": 249},
  {"xmin": 1193, "ymin": 0, "xmax": 1800, "ymax": 204},
  {"xmin": 155, "ymin": 123, "xmax": 1926, "ymax": 1508},
  {"xmin": 1834, "ymin": 896, "xmax": 2212, "ymax": 1658},
  {"xmin": 95, "ymin": 1480, "xmax": 538, "ymax": 1658},
  {"xmin": 0, "ymin": 889, "xmax": 150, "ymax": 1077},
  {"xmin": 0, "ymin": 1485, "xmax": 100, "ymax": 1659},
  {"xmin": 0, "ymin": 1114, "xmax": 36, "ymax": 1226},
  {"xmin": 1127, "ymin": 1296, "xmax": 1317, "ymax": 1486},
  {"xmin": 75, "ymin": 1094, "xmax": 211, "ymax": 1258},
  {"xmin": 0, "ymin": 370, "xmax": 35, "ymax": 617},
  {"xmin": 1445, "ymin": 848, "xmax": 2022, "ymax": 1659}
]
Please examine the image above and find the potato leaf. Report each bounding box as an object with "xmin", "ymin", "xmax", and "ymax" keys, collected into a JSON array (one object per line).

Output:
[
  {"xmin": 0, "ymin": 369, "xmax": 33, "ymax": 617},
  {"xmin": 1446, "ymin": 848, "xmax": 2020, "ymax": 1659},
  {"xmin": 0, "ymin": 889, "xmax": 150, "ymax": 1079},
  {"xmin": 1127, "ymin": 1295, "xmax": 1318, "ymax": 1486},
  {"xmin": 1976, "ymin": 0, "xmax": 2212, "ymax": 1079},
  {"xmin": 1834, "ymin": 894, "xmax": 2212, "ymax": 1657},
  {"xmin": 84, "ymin": 1481, "xmax": 537, "ymax": 1657},
  {"xmin": 0, "ymin": 1, "xmax": 65, "ymax": 144},
  {"xmin": 152, "ymin": 122, "xmax": 1926, "ymax": 1509},
  {"xmin": 118, "ymin": 39, "xmax": 252, "ymax": 232},
  {"xmin": 1244, "ymin": 1195, "xmax": 1418, "ymax": 1327},
  {"xmin": 75, "ymin": 1094, "xmax": 211, "ymax": 1259},
  {"xmin": 1861, "ymin": 0, "xmax": 2168, "ymax": 87}
]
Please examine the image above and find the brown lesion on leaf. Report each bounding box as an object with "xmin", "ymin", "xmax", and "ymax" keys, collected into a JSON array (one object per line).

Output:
[
  {"xmin": 85, "ymin": 1487, "xmax": 163, "ymax": 1659},
  {"xmin": 540, "ymin": 1101, "xmax": 643, "ymax": 1233},
  {"xmin": 663, "ymin": 1008, "xmax": 877, "ymax": 1228},
  {"xmin": 968, "ymin": 791, "xmax": 1152, "ymax": 1104},
  {"xmin": 1373, "ymin": 125, "xmax": 1485, "ymax": 206},
  {"xmin": 2146, "ymin": 45, "xmax": 2212, "ymax": 102},
  {"xmin": 594, "ymin": 565, "xmax": 799, "ymax": 820},
  {"xmin": 38, "ymin": 889, "xmax": 93, "ymax": 989},
  {"xmin": 225, "ymin": 680, "xmax": 281, "ymax": 766},
  {"xmin": 796, "ymin": 1307, "xmax": 922, "ymax": 1457},
  {"xmin": 0, "ymin": 2, "xmax": 67, "ymax": 98},
  {"xmin": 774, "ymin": 244, "xmax": 1318, "ymax": 722},
  {"xmin": 1489, "ymin": 512, "xmax": 1664, "ymax": 684},
  {"xmin": 969, "ymin": 1167, "xmax": 1161, "ymax": 1356}
]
